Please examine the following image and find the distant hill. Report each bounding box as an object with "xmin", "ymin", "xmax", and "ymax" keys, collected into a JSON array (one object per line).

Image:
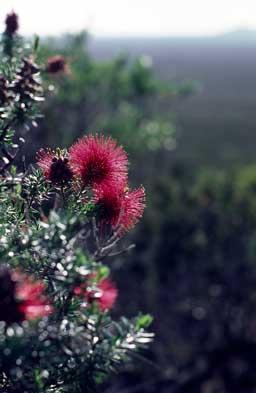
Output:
[
  {"xmin": 220, "ymin": 30, "xmax": 256, "ymax": 42},
  {"xmin": 88, "ymin": 33, "xmax": 256, "ymax": 167}
]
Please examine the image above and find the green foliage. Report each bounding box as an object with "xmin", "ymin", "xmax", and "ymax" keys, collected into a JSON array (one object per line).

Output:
[
  {"xmin": 136, "ymin": 314, "xmax": 153, "ymax": 330},
  {"xmin": 36, "ymin": 33, "xmax": 190, "ymax": 155}
]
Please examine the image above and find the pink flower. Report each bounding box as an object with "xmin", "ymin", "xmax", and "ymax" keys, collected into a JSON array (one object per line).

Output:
[
  {"xmin": 95, "ymin": 185, "xmax": 146, "ymax": 235},
  {"xmin": 97, "ymin": 278, "xmax": 118, "ymax": 311},
  {"xmin": 74, "ymin": 275, "xmax": 118, "ymax": 312},
  {"xmin": 0, "ymin": 267, "xmax": 52, "ymax": 324},
  {"xmin": 69, "ymin": 135, "xmax": 128, "ymax": 191},
  {"xmin": 37, "ymin": 148, "xmax": 73, "ymax": 185}
]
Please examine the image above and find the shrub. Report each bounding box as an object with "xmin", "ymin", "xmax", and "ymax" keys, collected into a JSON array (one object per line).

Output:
[{"xmin": 0, "ymin": 12, "xmax": 153, "ymax": 393}]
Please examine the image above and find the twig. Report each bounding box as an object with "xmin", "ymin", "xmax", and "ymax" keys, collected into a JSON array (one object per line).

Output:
[
  {"xmin": 98, "ymin": 244, "xmax": 136, "ymax": 261},
  {"xmin": 92, "ymin": 217, "xmax": 100, "ymax": 249}
]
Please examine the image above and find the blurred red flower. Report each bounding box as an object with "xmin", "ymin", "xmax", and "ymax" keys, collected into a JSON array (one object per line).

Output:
[
  {"xmin": 97, "ymin": 278, "xmax": 118, "ymax": 311},
  {"xmin": 5, "ymin": 11, "xmax": 19, "ymax": 35},
  {"xmin": 95, "ymin": 185, "xmax": 145, "ymax": 235},
  {"xmin": 69, "ymin": 135, "xmax": 128, "ymax": 191},
  {"xmin": 0, "ymin": 267, "xmax": 52, "ymax": 324},
  {"xmin": 15, "ymin": 272, "xmax": 53, "ymax": 321},
  {"xmin": 37, "ymin": 148, "xmax": 73, "ymax": 185}
]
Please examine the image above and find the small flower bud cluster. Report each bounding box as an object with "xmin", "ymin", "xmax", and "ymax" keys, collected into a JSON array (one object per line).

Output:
[
  {"xmin": 9, "ymin": 58, "xmax": 43, "ymax": 109},
  {"xmin": 0, "ymin": 58, "xmax": 43, "ymax": 120}
]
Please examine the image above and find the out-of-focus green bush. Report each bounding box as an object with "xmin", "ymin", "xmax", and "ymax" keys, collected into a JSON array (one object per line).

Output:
[
  {"xmin": 115, "ymin": 163, "xmax": 256, "ymax": 391},
  {"xmin": 31, "ymin": 32, "xmax": 193, "ymax": 162}
]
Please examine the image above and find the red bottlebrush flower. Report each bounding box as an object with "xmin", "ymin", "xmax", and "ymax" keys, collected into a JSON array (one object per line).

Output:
[
  {"xmin": 74, "ymin": 275, "xmax": 118, "ymax": 312},
  {"xmin": 0, "ymin": 267, "xmax": 52, "ymax": 324},
  {"xmin": 69, "ymin": 135, "xmax": 128, "ymax": 191},
  {"xmin": 37, "ymin": 148, "xmax": 73, "ymax": 185},
  {"xmin": 5, "ymin": 11, "xmax": 19, "ymax": 35},
  {"xmin": 46, "ymin": 55, "xmax": 70, "ymax": 75},
  {"xmin": 95, "ymin": 186, "xmax": 145, "ymax": 235}
]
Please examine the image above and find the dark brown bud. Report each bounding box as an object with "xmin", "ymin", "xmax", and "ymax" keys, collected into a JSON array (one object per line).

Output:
[
  {"xmin": 46, "ymin": 55, "xmax": 68, "ymax": 74},
  {"xmin": 49, "ymin": 156, "xmax": 73, "ymax": 184},
  {"xmin": 5, "ymin": 11, "xmax": 19, "ymax": 35}
]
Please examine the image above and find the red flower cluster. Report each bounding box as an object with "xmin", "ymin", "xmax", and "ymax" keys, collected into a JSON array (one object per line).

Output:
[
  {"xmin": 74, "ymin": 275, "xmax": 117, "ymax": 312},
  {"xmin": 0, "ymin": 267, "xmax": 52, "ymax": 324},
  {"xmin": 5, "ymin": 11, "xmax": 19, "ymax": 35},
  {"xmin": 37, "ymin": 134, "xmax": 145, "ymax": 235}
]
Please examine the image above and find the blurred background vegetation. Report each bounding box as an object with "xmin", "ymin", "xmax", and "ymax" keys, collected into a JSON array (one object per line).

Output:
[{"xmin": 25, "ymin": 31, "xmax": 256, "ymax": 392}]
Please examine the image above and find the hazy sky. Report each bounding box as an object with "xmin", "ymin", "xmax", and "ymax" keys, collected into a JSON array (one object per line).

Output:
[{"xmin": 1, "ymin": 0, "xmax": 256, "ymax": 37}]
